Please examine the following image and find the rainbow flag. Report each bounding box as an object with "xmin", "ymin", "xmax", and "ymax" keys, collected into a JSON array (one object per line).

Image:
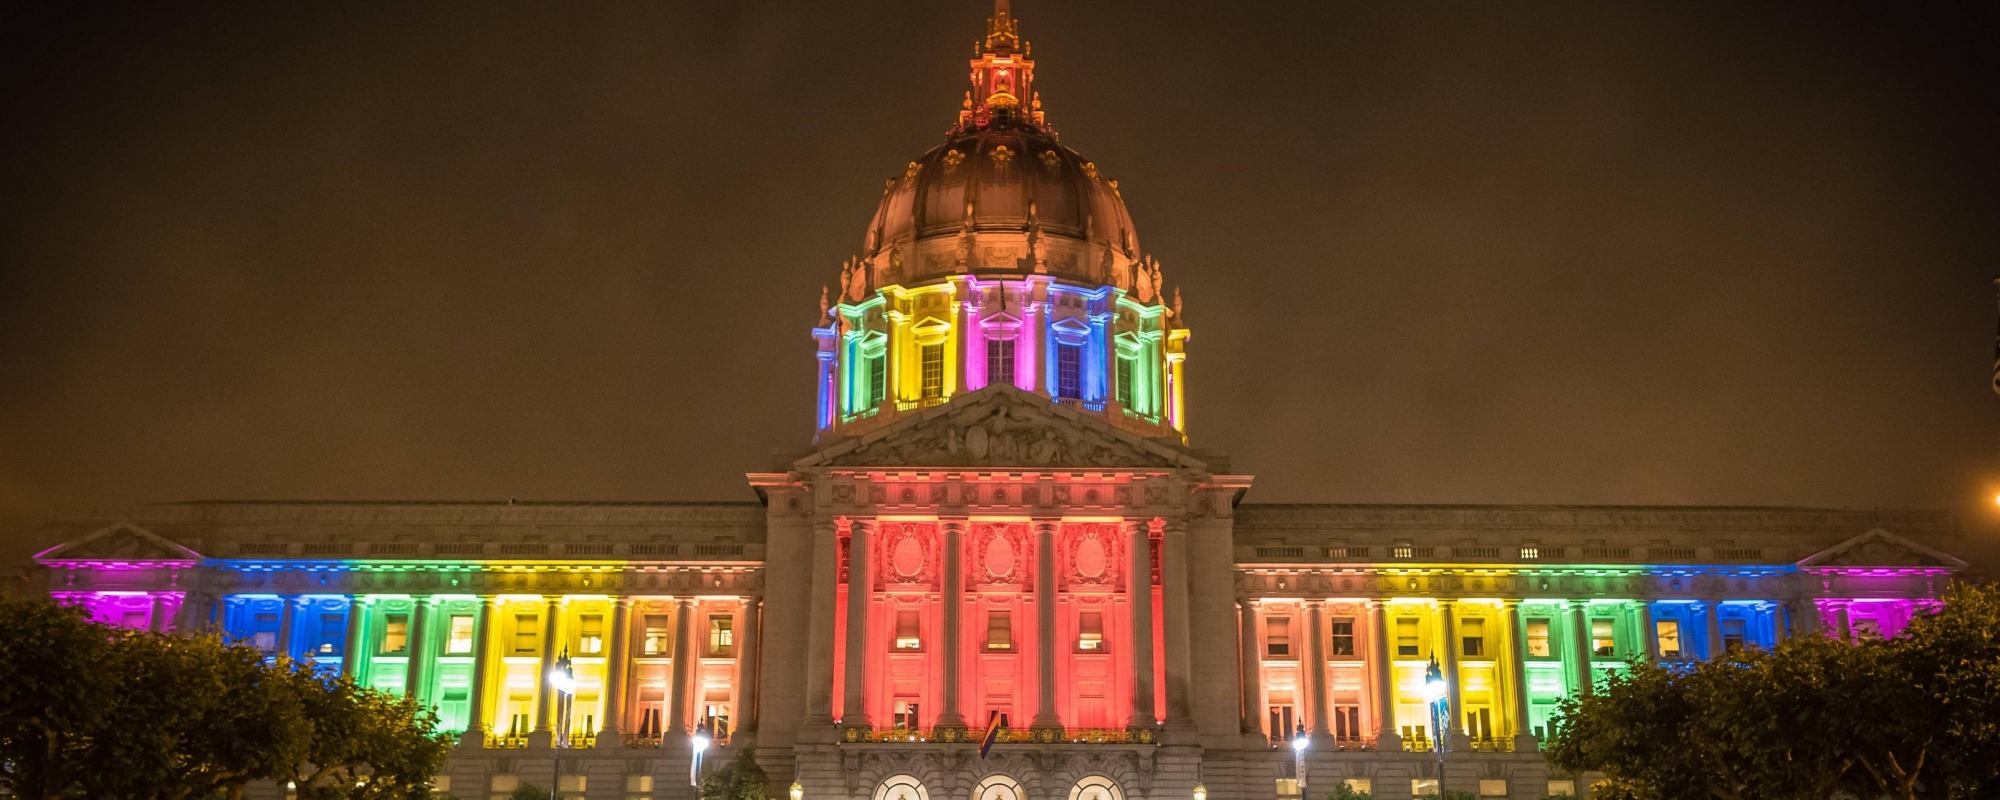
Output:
[{"xmin": 979, "ymin": 710, "xmax": 1006, "ymax": 758}]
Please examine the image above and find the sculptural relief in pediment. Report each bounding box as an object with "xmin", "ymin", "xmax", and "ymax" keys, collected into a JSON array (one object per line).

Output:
[
  {"xmin": 814, "ymin": 392, "xmax": 1192, "ymax": 469},
  {"xmin": 36, "ymin": 522, "xmax": 200, "ymax": 564}
]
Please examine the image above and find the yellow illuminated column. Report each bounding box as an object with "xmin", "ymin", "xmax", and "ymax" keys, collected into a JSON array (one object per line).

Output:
[
  {"xmin": 1368, "ymin": 600, "xmax": 1399, "ymax": 750},
  {"xmin": 531, "ymin": 597, "xmax": 561, "ymax": 741},
  {"xmin": 1504, "ymin": 601, "xmax": 1535, "ymax": 751},
  {"xmin": 596, "ymin": 597, "xmax": 633, "ymax": 749},
  {"xmin": 463, "ymin": 596, "xmax": 498, "ymax": 746},
  {"xmin": 1438, "ymin": 601, "xmax": 1464, "ymax": 745}
]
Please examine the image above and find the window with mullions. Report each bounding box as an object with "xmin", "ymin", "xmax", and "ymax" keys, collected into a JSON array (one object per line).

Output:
[
  {"xmin": 1395, "ymin": 617, "xmax": 1420, "ymax": 657},
  {"xmin": 1056, "ymin": 344, "xmax": 1081, "ymax": 398},
  {"xmin": 1591, "ymin": 618, "xmax": 1616, "ymax": 657},
  {"xmin": 920, "ymin": 343, "xmax": 944, "ymax": 399},
  {"xmin": 1461, "ymin": 617, "xmax": 1486, "ymax": 657},
  {"xmin": 709, "ymin": 617, "xmax": 734, "ymax": 656},
  {"xmin": 988, "ymin": 338, "xmax": 1015, "ymax": 385},
  {"xmin": 867, "ymin": 353, "xmax": 887, "ymax": 408},
  {"xmin": 1526, "ymin": 619, "xmax": 1551, "ymax": 656},
  {"xmin": 1656, "ymin": 619, "xmax": 1682, "ymax": 659},
  {"xmin": 1115, "ymin": 356, "xmax": 1134, "ymax": 407},
  {"xmin": 1329, "ymin": 619, "xmax": 1356, "ymax": 656}
]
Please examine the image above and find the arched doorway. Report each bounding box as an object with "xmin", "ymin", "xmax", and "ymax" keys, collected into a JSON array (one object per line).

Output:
[
  {"xmin": 874, "ymin": 775, "xmax": 929, "ymax": 800},
  {"xmin": 973, "ymin": 774, "xmax": 1026, "ymax": 800},
  {"xmin": 1068, "ymin": 776, "xmax": 1124, "ymax": 800}
]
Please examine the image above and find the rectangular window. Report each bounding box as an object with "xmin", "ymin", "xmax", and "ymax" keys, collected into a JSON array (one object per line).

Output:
[
  {"xmin": 1077, "ymin": 611, "xmax": 1105, "ymax": 651},
  {"xmin": 1461, "ymin": 617, "xmax": 1486, "ymax": 658},
  {"xmin": 1329, "ymin": 619, "xmax": 1356, "ymax": 656},
  {"xmin": 643, "ymin": 614, "xmax": 671, "ymax": 655},
  {"xmin": 1056, "ymin": 344, "xmax": 1081, "ymax": 398},
  {"xmin": 1267, "ymin": 702, "xmax": 1296, "ymax": 740},
  {"xmin": 1721, "ymin": 617, "xmax": 1747, "ymax": 652},
  {"xmin": 986, "ymin": 611, "xmax": 1012, "ymax": 651},
  {"xmin": 578, "ymin": 614, "xmax": 604, "ymax": 655},
  {"xmin": 894, "ymin": 610, "xmax": 921, "ymax": 651},
  {"xmin": 447, "ymin": 615, "xmax": 475, "ymax": 655},
  {"xmin": 1466, "ymin": 707, "xmax": 1493, "ymax": 739},
  {"xmin": 920, "ymin": 343, "xmax": 944, "ymax": 399},
  {"xmin": 868, "ymin": 353, "xmax": 886, "ymax": 408},
  {"xmin": 1331, "ymin": 705, "xmax": 1361, "ymax": 739},
  {"xmin": 987, "ymin": 337, "xmax": 1015, "ymax": 385},
  {"xmin": 893, "ymin": 699, "xmax": 921, "ymax": 730},
  {"xmin": 709, "ymin": 617, "xmax": 734, "ymax": 656},
  {"xmin": 1591, "ymin": 618, "xmax": 1616, "ymax": 657},
  {"xmin": 1478, "ymin": 779, "xmax": 1508, "ymax": 798},
  {"xmin": 381, "ymin": 614, "xmax": 410, "ymax": 654},
  {"xmin": 1115, "ymin": 356, "xmax": 1134, "ymax": 407},
  {"xmin": 317, "ymin": 613, "xmax": 343, "ymax": 655},
  {"xmin": 1527, "ymin": 619, "xmax": 1551, "ymax": 657},
  {"xmin": 1656, "ymin": 620, "xmax": 1682, "ymax": 659},
  {"xmin": 252, "ymin": 612, "xmax": 280, "ymax": 653},
  {"xmin": 1265, "ymin": 616, "xmax": 1293, "ymax": 658},
  {"xmin": 512, "ymin": 614, "xmax": 538, "ymax": 653},
  {"xmin": 1412, "ymin": 778, "xmax": 1440, "ymax": 797},
  {"xmin": 1396, "ymin": 617, "xmax": 1420, "ymax": 657}
]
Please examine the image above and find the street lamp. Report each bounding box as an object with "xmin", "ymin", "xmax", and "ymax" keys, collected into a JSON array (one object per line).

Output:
[
  {"xmin": 1290, "ymin": 729, "xmax": 1310, "ymax": 796},
  {"xmin": 1424, "ymin": 654, "xmax": 1450, "ymax": 794},
  {"xmin": 790, "ymin": 780, "xmax": 805, "ymax": 800},
  {"xmin": 1191, "ymin": 784, "xmax": 1206, "ymax": 800},
  {"xmin": 549, "ymin": 649, "xmax": 576, "ymax": 800},
  {"xmin": 691, "ymin": 719, "xmax": 713, "ymax": 788}
]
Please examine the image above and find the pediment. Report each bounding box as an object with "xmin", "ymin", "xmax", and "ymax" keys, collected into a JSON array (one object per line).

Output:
[
  {"xmin": 1798, "ymin": 528, "xmax": 1966, "ymax": 570},
  {"xmin": 35, "ymin": 521, "xmax": 201, "ymax": 564},
  {"xmin": 798, "ymin": 384, "xmax": 1205, "ymax": 470}
]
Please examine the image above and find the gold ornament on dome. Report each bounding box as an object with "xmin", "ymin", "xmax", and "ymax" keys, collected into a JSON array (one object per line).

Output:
[
  {"xmin": 943, "ymin": 150, "xmax": 965, "ymax": 173},
  {"xmin": 1082, "ymin": 162, "xmax": 1101, "ymax": 183},
  {"xmin": 1039, "ymin": 150, "xmax": 1060, "ymax": 173},
  {"xmin": 902, "ymin": 161, "xmax": 922, "ymax": 182},
  {"xmin": 988, "ymin": 145, "xmax": 1014, "ymax": 167}
]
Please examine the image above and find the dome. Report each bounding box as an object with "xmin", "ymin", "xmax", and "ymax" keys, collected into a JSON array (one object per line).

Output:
[{"xmin": 859, "ymin": 116, "xmax": 1140, "ymax": 286}]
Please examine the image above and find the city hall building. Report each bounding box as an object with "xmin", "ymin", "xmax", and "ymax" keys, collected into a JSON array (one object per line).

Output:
[{"xmin": 33, "ymin": 4, "xmax": 1968, "ymax": 800}]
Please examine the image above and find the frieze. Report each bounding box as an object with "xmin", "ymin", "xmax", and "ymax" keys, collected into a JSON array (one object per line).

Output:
[{"xmin": 801, "ymin": 388, "xmax": 1203, "ymax": 470}]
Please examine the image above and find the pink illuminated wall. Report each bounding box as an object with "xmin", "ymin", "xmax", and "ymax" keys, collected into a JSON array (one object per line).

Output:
[{"xmin": 53, "ymin": 591, "xmax": 183, "ymax": 631}]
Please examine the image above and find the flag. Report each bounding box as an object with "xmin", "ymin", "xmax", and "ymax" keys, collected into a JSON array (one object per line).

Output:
[{"xmin": 978, "ymin": 710, "xmax": 1006, "ymax": 758}]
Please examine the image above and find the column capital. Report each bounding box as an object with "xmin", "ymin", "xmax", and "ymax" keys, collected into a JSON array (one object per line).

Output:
[
  {"xmin": 1031, "ymin": 517, "xmax": 1061, "ymax": 536},
  {"xmin": 939, "ymin": 517, "xmax": 969, "ymax": 535},
  {"xmin": 1119, "ymin": 517, "xmax": 1145, "ymax": 536},
  {"xmin": 615, "ymin": 596, "xmax": 636, "ymax": 609}
]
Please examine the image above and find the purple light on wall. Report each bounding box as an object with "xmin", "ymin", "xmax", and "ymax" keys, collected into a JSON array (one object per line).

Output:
[{"xmin": 52, "ymin": 591, "xmax": 184, "ymax": 631}]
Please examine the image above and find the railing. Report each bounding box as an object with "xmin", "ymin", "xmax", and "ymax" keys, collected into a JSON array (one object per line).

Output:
[
  {"xmin": 841, "ymin": 727, "xmax": 1151, "ymax": 745},
  {"xmin": 1268, "ymin": 735, "xmax": 1378, "ymax": 751},
  {"xmin": 1467, "ymin": 737, "xmax": 1514, "ymax": 753},
  {"xmin": 486, "ymin": 733, "xmax": 529, "ymax": 749},
  {"xmin": 622, "ymin": 734, "xmax": 663, "ymax": 748},
  {"xmin": 1401, "ymin": 736, "xmax": 1434, "ymax": 753}
]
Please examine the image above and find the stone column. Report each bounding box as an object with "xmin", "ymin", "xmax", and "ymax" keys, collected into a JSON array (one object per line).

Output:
[
  {"xmin": 842, "ymin": 519, "xmax": 874, "ymax": 730},
  {"xmin": 1368, "ymin": 600, "xmax": 1400, "ymax": 750},
  {"xmin": 149, "ymin": 595, "xmax": 172, "ymax": 633},
  {"xmin": 1237, "ymin": 599, "xmax": 1262, "ymax": 736},
  {"xmin": 1305, "ymin": 601, "xmax": 1331, "ymax": 745},
  {"xmin": 1127, "ymin": 519, "xmax": 1157, "ymax": 730},
  {"xmin": 669, "ymin": 598, "xmax": 696, "ymax": 735},
  {"xmin": 1438, "ymin": 601, "xmax": 1464, "ymax": 743},
  {"xmin": 404, "ymin": 596, "xmax": 433, "ymax": 701},
  {"xmin": 1704, "ymin": 602, "xmax": 1726, "ymax": 656},
  {"xmin": 462, "ymin": 596, "xmax": 499, "ymax": 747},
  {"xmin": 341, "ymin": 598, "xmax": 370, "ymax": 678},
  {"xmin": 802, "ymin": 518, "xmax": 841, "ymax": 729},
  {"xmin": 936, "ymin": 519, "xmax": 968, "ymax": 731},
  {"xmin": 1031, "ymin": 518, "xmax": 1063, "ymax": 733},
  {"xmin": 1831, "ymin": 602, "xmax": 1853, "ymax": 641},
  {"xmin": 596, "ymin": 597, "xmax": 634, "ymax": 749},
  {"xmin": 532, "ymin": 597, "xmax": 562, "ymax": 740},
  {"xmin": 735, "ymin": 598, "xmax": 762, "ymax": 735},
  {"xmin": 1504, "ymin": 602, "xmax": 1536, "ymax": 752},
  {"xmin": 1160, "ymin": 518, "xmax": 1197, "ymax": 736},
  {"xmin": 1634, "ymin": 601, "xmax": 1657, "ymax": 664},
  {"xmin": 1567, "ymin": 601, "xmax": 1592, "ymax": 697},
  {"xmin": 276, "ymin": 595, "xmax": 300, "ymax": 659},
  {"xmin": 1766, "ymin": 602, "xmax": 1786, "ymax": 646}
]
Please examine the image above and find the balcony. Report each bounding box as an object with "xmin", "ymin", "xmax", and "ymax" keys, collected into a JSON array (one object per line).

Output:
[
  {"xmin": 840, "ymin": 727, "xmax": 1151, "ymax": 745},
  {"xmin": 1268, "ymin": 734, "xmax": 1378, "ymax": 751},
  {"xmin": 1467, "ymin": 737, "xmax": 1514, "ymax": 753}
]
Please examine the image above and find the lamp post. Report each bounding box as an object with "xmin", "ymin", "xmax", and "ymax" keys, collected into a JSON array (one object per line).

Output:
[
  {"xmin": 1290, "ymin": 729, "xmax": 1310, "ymax": 798},
  {"xmin": 691, "ymin": 719, "xmax": 713, "ymax": 789},
  {"xmin": 1424, "ymin": 654, "xmax": 1449, "ymax": 794},
  {"xmin": 549, "ymin": 649, "xmax": 576, "ymax": 800}
]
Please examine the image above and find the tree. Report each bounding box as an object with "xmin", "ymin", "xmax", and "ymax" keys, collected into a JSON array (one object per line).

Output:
[
  {"xmin": 0, "ymin": 595, "xmax": 450, "ymax": 800},
  {"xmin": 1326, "ymin": 785, "xmax": 1373, "ymax": 800},
  {"xmin": 699, "ymin": 749, "xmax": 771, "ymax": 800},
  {"xmin": 1545, "ymin": 582, "xmax": 2000, "ymax": 800}
]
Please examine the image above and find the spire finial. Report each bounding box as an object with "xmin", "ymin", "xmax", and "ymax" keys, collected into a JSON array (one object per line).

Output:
[{"xmin": 984, "ymin": 0, "xmax": 1020, "ymax": 54}]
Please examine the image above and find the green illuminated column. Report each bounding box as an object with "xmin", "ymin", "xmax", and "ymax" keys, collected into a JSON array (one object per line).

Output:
[
  {"xmin": 1567, "ymin": 601, "xmax": 1591, "ymax": 696},
  {"xmin": 341, "ymin": 598, "xmax": 370, "ymax": 678},
  {"xmin": 404, "ymin": 596, "xmax": 432, "ymax": 702},
  {"xmin": 1634, "ymin": 602, "xmax": 1657, "ymax": 664},
  {"xmin": 1505, "ymin": 601, "xmax": 1535, "ymax": 751}
]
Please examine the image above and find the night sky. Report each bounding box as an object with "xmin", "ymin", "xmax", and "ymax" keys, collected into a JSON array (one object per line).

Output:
[{"xmin": 3, "ymin": 2, "xmax": 1997, "ymax": 569}]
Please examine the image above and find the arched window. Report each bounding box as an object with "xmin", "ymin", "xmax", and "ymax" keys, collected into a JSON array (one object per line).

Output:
[
  {"xmin": 1068, "ymin": 776, "xmax": 1124, "ymax": 800},
  {"xmin": 973, "ymin": 774, "xmax": 1025, "ymax": 800},
  {"xmin": 873, "ymin": 775, "xmax": 929, "ymax": 800}
]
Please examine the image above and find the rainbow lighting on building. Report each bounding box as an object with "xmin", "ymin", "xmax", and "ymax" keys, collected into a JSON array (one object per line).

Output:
[{"xmin": 29, "ymin": 3, "xmax": 1975, "ymax": 800}]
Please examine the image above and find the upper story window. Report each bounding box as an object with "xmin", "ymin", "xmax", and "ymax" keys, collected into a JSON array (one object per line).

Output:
[
  {"xmin": 709, "ymin": 617, "xmax": 735, "ymax": 656},
  {"xmin": 315, "ymin": 614, "xmax": 343, "ymax": 655},
  {"xmin": 986, "ymin": 611, "xmax": 1012, "ymax": 651},
  {"xmin": 988, "ymin": 338, "xmax": 1015, "ymax": 385},
  {"xmin": 1721, "ymin": 618, "xmax": 1746, "ymax": 652},
  {"xmin": 381, "ymin": 614, "xmax": 410, "ymax": 655},
  {"xmin": 1265, "ymin": 616, "xmax": 1293, "ymax": 658},
  {"xmin": 1056, "ymin": 344, "xmax": 1081, "ymax": 398},
  {"xmin": 447, "ymin": 615, "xmax": 475, "ymax": 655},
  {"xmin": 578, "ymin": 614, "xmax": 605, "ymax": 655},
  {"xmin": 512, "ymin": 614, "xmax": 538, "ymax": 653},
  {"xmin": 642, "ymin": 615, "xmax": 671, "ymax": 656},
  {"xmin": 893, "ymin": 611, "xmax": 922, "ymax": 651},
  {"xmin": 1329, "ymin": 619, "xmax": 1356, "ymax": 656},
  {"xmin": 1656, "ymin": 620, "xmax": 1682, "ymax": 659},
  {"xmin": 920, "ymin": 343, "xmax": 944, "ymax": 399},
  {"xmin": 1461, "ymin": 617, "xmax": 1486, "ymax": 658},
  {"xmin": 1591, "ymin": 618, "xmax": 1616, "ymax": 657},
  {"xmin": 1077, "ymin": 611, "xmax": 1105, "ymax": 652},
  {"xmin": 1395, "ymin": 617, "xmax": 1420, "ymax": 657},
  {"xmin": 1114, "ymin": 356, "xmax": 1134, "ymax": 407},
  {"xmin": 867, "ymin": 353, "xmax": 887, "ymax": 408},
  {"xmin": 1526, "ymin": 619, "xmax": 1551, "ymax": 657},
  {"xmin": 251, "ymin": 612, "xmax": 280, "ymax": 653}
]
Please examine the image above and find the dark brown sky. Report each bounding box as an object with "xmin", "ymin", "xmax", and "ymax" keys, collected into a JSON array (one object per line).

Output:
[{"xmin": 3, "ymin": 1, "xmax": 1998, "ymax": 566}]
